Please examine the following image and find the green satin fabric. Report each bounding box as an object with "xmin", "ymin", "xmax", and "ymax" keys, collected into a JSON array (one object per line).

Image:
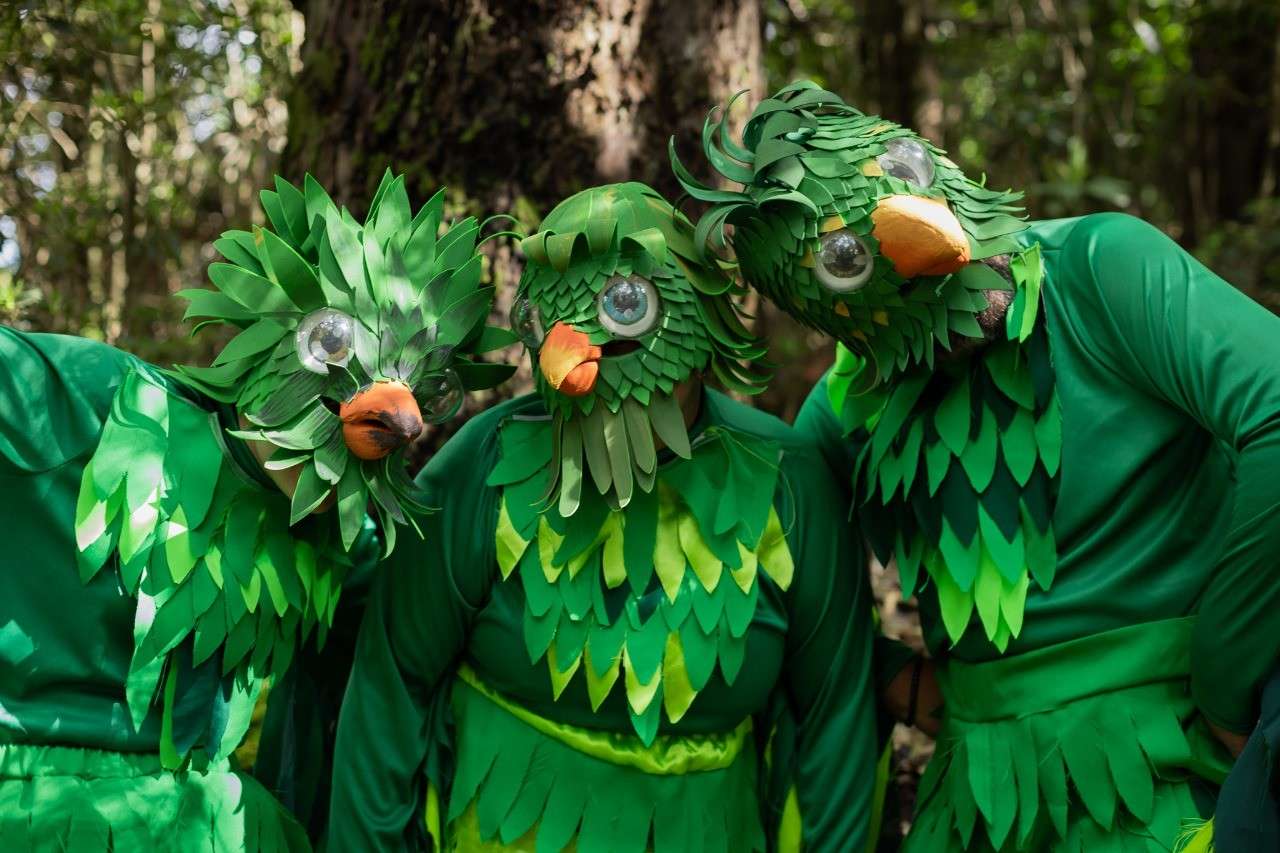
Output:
[
  {"xmin": 797, "ymin": 213, "xmax": 1280, "ymax": 733},
  {"xmin": 328, "ymin": 391, "xmax": 880, "ymax": 851},
  {"xmin": 456, "ymin": 666, "xmax": 750, "ymax": 775},
  {"xmin": 1, "ymin": 329, "xmax": 171, "ymax": 753},
  {"xmin": 906, "ymin": 620, "xmax": 1231, "ymax": 852},
  {"xmin": 0, "ymin": 329, "xmax": 280, "ymax": 756},
  {"xmin": 0, "ymin": 743, "xmax": 309, "ymax": 852},
  {"xmin": 940, "ymin": 617, "xmax": 1195, "ymax": 722}
]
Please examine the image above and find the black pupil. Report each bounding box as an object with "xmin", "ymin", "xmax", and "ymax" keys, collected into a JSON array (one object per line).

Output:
[
  {"xmin": 319, "ymin": 327, "xmax": 344, "ymax": 354},
  {"xmin": 824, "ymin": 233, "xmax": 867, "ymax": 276},
  {"xmin": 885, "ymin": 161, "xmax": 918, "ymax": 183},
  {"xmin": 612, "ymin": 286, "xmax": 641, "ymax": 314}
]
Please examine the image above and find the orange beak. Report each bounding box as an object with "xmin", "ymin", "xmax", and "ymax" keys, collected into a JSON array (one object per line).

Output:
[
  {"xmin": 870, "ymin": 194, "xmax": 971, "ymax": 279},
  {"xmin": 538, "ymin": 322, "xmax": 601, "ymax": 397},
  {"xmin": 339, "ymin": 380, "xmax": 423, "ymax": 460}
]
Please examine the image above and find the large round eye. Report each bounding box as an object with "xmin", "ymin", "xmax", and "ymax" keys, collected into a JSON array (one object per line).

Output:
[
  {"xmin": 598, "ymin": 275, "xmax": 660, "ymax": 338},
  {"xmin": 510, "ymin": 295, "xmax": 544, "ymax": 349},
  {"xmin": 416, "ymin": 369, "xmax": 464, "ymax": 423},
  {"xmin": 815, "ymin": 229, "xmax": 874, "ymax": 292},
  {"xmin": 876, "ymin": 138, "xmax": 935, "ymax": 188},
  {"xmin": 296, "ymin": 308, "xmax": 354, "ymax": 374}
]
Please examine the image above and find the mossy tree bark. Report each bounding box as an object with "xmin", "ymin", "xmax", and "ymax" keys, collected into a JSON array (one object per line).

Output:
[{"xmin": 284, "ymin": 0, "xmax": 762, "ymax": 221}]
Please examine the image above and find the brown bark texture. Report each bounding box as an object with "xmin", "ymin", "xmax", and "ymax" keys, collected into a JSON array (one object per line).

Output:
[{"xmin": 284, "ymin": 0, "xmax": 763, "ymax": 220}]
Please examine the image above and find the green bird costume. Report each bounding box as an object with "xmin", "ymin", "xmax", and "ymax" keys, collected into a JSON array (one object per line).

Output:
[
  {"xmin": 0, "ymin": 171, "xmax": 514, "ymax": 852},
  {"xmin": 676, "ymin": 82, "xmax": 1280, "ymax": 852},
  {"xmin": 328, "ymin": 182, "xmax": 879, "ymax": 852}
]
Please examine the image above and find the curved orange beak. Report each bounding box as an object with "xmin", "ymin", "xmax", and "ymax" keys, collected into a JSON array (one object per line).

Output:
[
  {"xmin": 538, "ymin": 322, "xmax": 601, "ymax": 397},
  {"xmin": 871, "ymin": 194, "xmax": 971, "ymax": 279},
  {"xmin": 339, "ymin": 380, "xmax": 423, "ymax": 460}
]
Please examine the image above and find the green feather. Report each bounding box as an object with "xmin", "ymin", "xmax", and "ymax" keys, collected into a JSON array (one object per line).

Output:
[{"xmin": 492, "ymin": 417, "xmax": 792, "ymax": 740}]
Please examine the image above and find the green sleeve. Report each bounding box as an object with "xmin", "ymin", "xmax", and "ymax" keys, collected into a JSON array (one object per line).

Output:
[
  {"xmin": 1065, "ymin": 213, "xmax": 1280, "ymax": 733},
  {"xmin": 794, "ymin": 372, "xmax": 856, "ymax": 494},
  {"xmin": 777, "ymin": 446, "xmax": 878, "ymax": 850},
  {"xmin": 327, "ymin": 418, "xmax": 501, "ymax": 851},
  {"xmin": 795, "ymin": 375, "xmax": 917, "ymax": 696},
  {"xmin": 0, "ymin": 326, "xmax": 136, "ymax": 472}
]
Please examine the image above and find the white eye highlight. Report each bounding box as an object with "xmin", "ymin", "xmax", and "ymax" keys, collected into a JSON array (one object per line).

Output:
[
  {"xmin": 597, "ymin": 275, "xmax": 661, "ymax": 338},
  {"xmin": 815, "ymin": 229, "xmax": 874, "ymax": 292},
  {"xmin": 296, "ymin": 308, "xmax": 354, "ymax": 374},
  {"xmin": 876, "ymin": 138, "xmax": 935, "ymax": 188}
]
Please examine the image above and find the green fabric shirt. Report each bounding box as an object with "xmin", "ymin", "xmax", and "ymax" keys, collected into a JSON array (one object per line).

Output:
[
  {"xmin": 0, "ymin": 327, "xmax": 374, "ymax": 776},
  {"xmin": 328, "ymin": 389, "xmax": 878, "ymax": 852},
  {"xmin": 797, "ymin": 212, "xmax": 1280, "ymax": 734},
  {"xmin": 0, "ymin": 327, "xmax": 213, "ymax": 751}
]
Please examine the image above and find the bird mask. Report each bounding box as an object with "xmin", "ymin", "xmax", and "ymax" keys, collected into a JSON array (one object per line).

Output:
[
  {"xmin": 511, "ymin": 182, "xmax": 769, "ymax": 515},
  {"xmin": 673, "ymin": 81, "xmax": 1031, "ymax": 385},
  {"xmin": 175, "ymin": 170, "xmax": 516, "ymax": 553}
]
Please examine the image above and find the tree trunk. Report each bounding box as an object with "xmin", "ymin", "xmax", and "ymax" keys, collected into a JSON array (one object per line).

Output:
[
  {"xmin": 856, "ymin": 0, "xmax": 924, "ymax": 127},
  {"xmin": 284, "ymin": 0, "xmax": 763, "ymax": 221},
  {"xmin": 1179, "ymin": 1, "xmax": 1280, "ymax": 244}
]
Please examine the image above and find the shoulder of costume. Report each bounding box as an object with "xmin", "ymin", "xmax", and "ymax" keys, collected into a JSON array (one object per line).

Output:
[
  {"xmin": 702, "ymin": 387, "xmax": 799, "ymax": 449},
  {"xmin": 409, "ymin": 395, "xmax": 544, "ymax": 522},
  {"xmin": 0, "ymin": 328, "xmax": 148, "ymax": 472},
  {"xmin": 433, "ymin": 392, "xmax": 546, "ymax": 482},
  {"xmin": 1017, "ymin": 214, "xmax": 1102, "ymax": 258},
  {"xmin": 74, "ymin": 357, "xmax": 355, "ymax": 765},
  {"xmin": 703, "ymin": 386, "xmax": 834, "ymax": 497}
]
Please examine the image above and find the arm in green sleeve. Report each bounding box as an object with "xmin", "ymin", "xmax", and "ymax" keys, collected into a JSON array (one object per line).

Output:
[
  {"xmin": 794, "ymin": 371, "xmax": 856, "ymax": 496},
  {"xmin": 777, "ymin": 447, "xmax": 878, "ymax": 851},
  {"xmin": 1069, "ymin": 212, "xmax": 1280, "ymax": 732},
  {"xmin": 0, "ymin": 327, "xmax": 134, "ymax": 471},
  {"xmin": 327, "ymin": 423, "xmax": 501, "ymax": 850},
  {"xmin": 795, "ymin": 373, "xmax": 920, "ymax": 708}
]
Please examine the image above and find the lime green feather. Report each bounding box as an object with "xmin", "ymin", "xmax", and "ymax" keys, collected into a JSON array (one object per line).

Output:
[
  {"xmin": 491, "ymin": 417, "xmax": 792, "ymax": 743},
  {"xmin": 831, "ymin": 246, "xmax": 1058, "ymax": 650},
  {"xmin": 74, "ymin": 365, "xmax": 355, "ymax": 767}
]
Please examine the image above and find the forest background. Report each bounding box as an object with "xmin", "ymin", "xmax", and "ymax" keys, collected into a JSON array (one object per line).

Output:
[{"xmin": 5, "ymin": 0, "xmax": 1280, "ymax": 841}]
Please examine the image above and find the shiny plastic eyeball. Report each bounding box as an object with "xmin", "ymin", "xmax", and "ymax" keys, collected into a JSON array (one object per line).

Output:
[
  {"xmin": 296, "ymin": 308, "xmax": 354, "ymax": 374},
  {"xmin": 510, "ymin": 295, "xmax": 545, "ymax": 349},
  {"xmin": 815, "ymin": 229, "xmax": 874, "ymax": 292},
  {"xmin": 876, "ymin": 137, "xmax": 935, "ymax": 188},
  {"xmin": 416, "ymin": 368, "xmax": 464, "ymax": 423},
  {"xmin": 598, "ymin": 275, "xmax": 660, "ymax": 338}
]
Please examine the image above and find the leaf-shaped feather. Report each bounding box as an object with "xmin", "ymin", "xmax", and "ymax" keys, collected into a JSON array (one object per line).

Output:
[
  {"xmin": 207, "ymin": 263, "xmax": 298, "ymax": 315},
  {"xmin": 212, "ymin": 319, "xmax": 289, "ymax": 367},
  {"xmin": 260, "ymin": 228, "xmax": 325, "ymax": 312}
]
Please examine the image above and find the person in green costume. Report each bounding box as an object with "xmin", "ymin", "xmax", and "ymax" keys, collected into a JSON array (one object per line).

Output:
[
  {"xmin": 328, "ymin": 181, "xmax": 880, "ymax": 852},
  {"xmin": 0, "ymin": 171, "xmax": 515, "ymax": 852},
  {"xmin": 674, "ymin": 80, "xmax": 1280, "ymax": 852}
]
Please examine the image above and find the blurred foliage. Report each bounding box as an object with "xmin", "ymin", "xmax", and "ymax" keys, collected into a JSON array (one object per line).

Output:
[
  {"xmin": 1198, "ymin": 197, "xmax": 1280, "ymax": 313},
  {"xmin": 765, "ymin": 0, "xmax": 1277, "ymax": 235},
  {"xmin": 0, "ymin": 0, "xmax": 299, "ymax": 363},
  {"xmin": 5, "ymin": 0, "xmax": 1277, "ymax": 372}
]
